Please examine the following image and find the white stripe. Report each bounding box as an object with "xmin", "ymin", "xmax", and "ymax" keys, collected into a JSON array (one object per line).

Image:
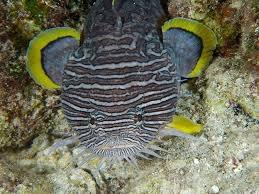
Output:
[
  {"xmin": 95, "ymin": 52, "xmax": 141, "ymax": 59},
  {"xmin": 62, "ymin": 100, "xmax": 130, "ymax": 116},
  {"xmin": 139, "ymin": 94, "xmax": 177, "ymax": 108},
  {"xmin": 143, "ymin": 121, "xmax": 166, "ymax": 124},
  {"xmin": 66, "ymin": 57, "xmax": 167, "ymax": 70},
  {"xmin": 63, "ymin": 77, "xmax": 173, "ymax": 90},
  {"xmin": 62, "ymin": 99, "xmax": 93, "ymax": 113},
  {"xmin": 80, "ymin": 139, "xmax": 96, "ymax": 148},
  {"xmin": 94, "ymin": 139, "xmax": 107, "ymax": 147},
  {"xmin": 90, "ymin": 33, "xmax": 140, "ymax": 42},
  {"xmin": 147, "ymin": 48, "xmax": 166, "ymax": 57},
  {"xmin": 123, "ymin": 138, "xmax": 142, "ymax": 145},
  {"xmin": 65, "ymin": 115, "xmax": 90, "ymax": 121},
  {"xmin": 99, "ymin": 125, "xmax": 135, "ymax": 132},
  {"xmin": 98, "ymin": 119, "xmax": 133, "ymax": 125},
  {"xmin": 64, "ymin": 65, "xmax": 170, "ymax": 80},
  {"xmin": 73, "ymin": 126, "xmax": 90, "ymax": 130},
  {"xmin": 65, "ymin": 87, "xmax": 173, "ymax": 107},
  {"xmin": 144, "ymin": 108, "xmax": 175, "ymax": 116},
  {"xmin": 141, "ymin": 126, "xmax": 158, "ymax": 132},
  {"xmin": 145, "ymin": 101, "xmax": 176, "ymax": 111},
  {"xmin": 77, "ymin": 130, "xmax": 92, "ymax": 137},
  {"xmin": 62, "ymin": 95, "xmax": 177, "ymax": 117},
  {"xmin": 97, "ymin": 41, "xmax": 136, "ymax": 53}
]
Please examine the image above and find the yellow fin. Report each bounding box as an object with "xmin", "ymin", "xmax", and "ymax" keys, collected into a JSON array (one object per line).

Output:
[
  {"xmin": 112, "ymin": 0, "xmax": 116, "ymax": 6},
  {"xmin": 162, "ymin": 17, "xmax": 217, "ymax": 78},
  {"xmin": 26, "ymin": 27, "xmax": 80, "ymax": 89},
  {"xmin": 166, "ymin": 115, "xmax": 202, "ymax": 135}
]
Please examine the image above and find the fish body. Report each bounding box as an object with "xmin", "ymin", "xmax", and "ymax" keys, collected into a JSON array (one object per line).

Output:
[
  {"xmin": 26, "ymin": 0, "xmax": 216, "ymax": 163},
  {"xmin": 62, "ymin": 0, "xmax": 177, "ymax": 158}
]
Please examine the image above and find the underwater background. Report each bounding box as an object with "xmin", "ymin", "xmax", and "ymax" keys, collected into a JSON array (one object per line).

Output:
[{"xmin": 0, "ymin": 0, "xmax": 258, "ymax": 193}]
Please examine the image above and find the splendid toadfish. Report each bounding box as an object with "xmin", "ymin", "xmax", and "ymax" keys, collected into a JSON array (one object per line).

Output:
[{"xmin": 26, "ymin": 0, "xmax": 217, "ymax": 166}]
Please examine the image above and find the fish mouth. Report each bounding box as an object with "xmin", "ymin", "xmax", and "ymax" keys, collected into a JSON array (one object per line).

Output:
[
  {"xmin": 97, "ymin": 142, "xmax": 139, "ymax": 150},
  {"xmin": 92, "ymin": 139, "xmax": 144, "ymax": 158},
  {"xmin": 90, "ymin": 139, "xmax": 165, "ymax": 164}
]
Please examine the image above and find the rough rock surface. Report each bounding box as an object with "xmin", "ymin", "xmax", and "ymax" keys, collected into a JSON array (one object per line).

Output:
[{"xmin": 0, "ymin": 0, "xmax": 258, "ymax": 193}]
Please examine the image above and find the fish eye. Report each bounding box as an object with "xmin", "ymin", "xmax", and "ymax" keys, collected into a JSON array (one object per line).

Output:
[
  {"xmin": 90, "ymin": 117, "xmax": 95, "ymax": 125},
  {"xmin": 136, "ymin": 113, "xmax": 143, "ymax": 122},
  {"xmin": 128, "ymin": 107, "xmax": 144, "ymax": 123},
  {"xmin": 89, "ymin": 111, "xmax": 105, "ymax": 126},
  {"xmin": 134, "ymin": 113, "xmax": 143, "ymax": 123}
]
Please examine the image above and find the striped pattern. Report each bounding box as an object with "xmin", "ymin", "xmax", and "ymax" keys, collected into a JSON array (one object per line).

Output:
[{"xmin": 61, "ymin": 0, "xmax": 178, "ymax": 160}]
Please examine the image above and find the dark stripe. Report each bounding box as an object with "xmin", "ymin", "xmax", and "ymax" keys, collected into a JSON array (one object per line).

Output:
[
  {"xmin": 63, "ymin": 82, "xmax": 175, "ymax": 96},
  {"xmin": 63, "ymin": 72, "xmax": 155, "ymax": 87},
  {"xmin": 65, "ymin": 57, "xmax": 170, "ymax": 76},
  {"xmin": 62, "ymin": 88, "xmax": 176, "ymax": 113}
]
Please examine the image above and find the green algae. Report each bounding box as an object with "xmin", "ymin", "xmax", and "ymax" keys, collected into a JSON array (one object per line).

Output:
[
  {"xmin": 24, "ymin": 0, "xmax": 46, "ymax": 25},
  {"xmin": 7, "ymin": 61, "xmax": 24, "ymax": 77},
  {"xmin": 0, "ymin": 0, "xmax": 80, "ymax": 149},
  {"xmin": 0, "ymin": 85, "xmax": 61, "ymax": 150}
]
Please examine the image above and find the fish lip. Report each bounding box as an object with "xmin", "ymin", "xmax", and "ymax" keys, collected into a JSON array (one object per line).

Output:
[{"xmin": 97, "ymin": 143, "xmax": 138, "ymax": 150}]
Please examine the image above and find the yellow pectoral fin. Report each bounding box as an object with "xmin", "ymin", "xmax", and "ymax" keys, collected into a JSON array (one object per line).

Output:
[
  {"xmin": 26, "ymin": 27, "xmax": 80, "ymax": 89},
  {"xmin": 166, "ymin": 115, "xmax": 203, "ymax": 135},
  {"xmin": 162, "ymin": 17, "xmax": 217, "ymax": 78},
  {"xmin": 112, "ymin": 0, "xmax": 116, "ymax": 6}
]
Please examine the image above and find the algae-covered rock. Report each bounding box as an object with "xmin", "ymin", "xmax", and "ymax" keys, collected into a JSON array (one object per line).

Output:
[
  {"xmin": 0, "ymin": 155, "xmax": 54, "ymax": 193},
  {"xmin": 168, "ymin": 0, "xmax": 258, "ymax": 55},
  {"xmin": 205, "ymin": 58, "xmax": 258, "ymax": 121},
  {"xmin": 0, "ymin": 134, "xmax": 97, "ymax": 193},
  {"xmin": 0, "ymin": 0, "xmax": 80, "ymax": 149}
]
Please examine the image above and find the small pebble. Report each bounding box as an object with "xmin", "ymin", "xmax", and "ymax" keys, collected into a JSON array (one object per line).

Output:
[
  {"xmin": 193, "ymin": 158, "xmax": 199, "ymax": 164},
  {"xmin": 236, "ymin": 152, "xmax": 245, "ymax": 160},
  {"xmin": 210, "ymin": 185, "xmax": 220, "ymax": 193}
]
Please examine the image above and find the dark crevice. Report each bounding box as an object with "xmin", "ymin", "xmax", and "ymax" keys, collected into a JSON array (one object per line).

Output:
[
  {"xmin": 229, "ymin": 101, "xmax": 259, "ymax": 124},
  {"xmin": 160, "ymin": 0, "xmax": 169, "ymax": 16},
  {"xmin": 82, "ymin": 168, "xmax": 104, "ymax": 194}
]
